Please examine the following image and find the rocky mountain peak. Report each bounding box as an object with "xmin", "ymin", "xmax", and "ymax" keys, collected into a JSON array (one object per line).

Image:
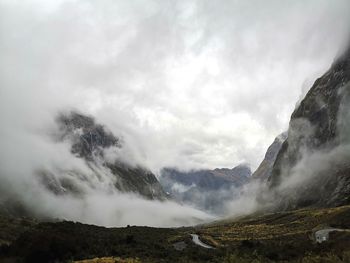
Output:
[
  {"xmin": 251, "ymin": 132, "xmax": 287, "ymax": 181},
  {"xmin": 267, "ymin": 45, "xmax": 350, "ymax": 209},
  {"xmin": 37, "ymin": 111, "xmax": 168, "ymax": 200},
  {"xmin": 56, "ymin": 112, "xmax": 120, "ymax": 161}
]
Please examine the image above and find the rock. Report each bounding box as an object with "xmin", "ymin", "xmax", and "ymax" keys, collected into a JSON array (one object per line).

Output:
[
  {"xmin": 268, "ymin": 45, "xmax": 350, "ymax": 209},
  {"xmin": 252, "ymin": 133, "xmax": 287, "ymax": 181},
  {"xmin": 38, "ymin": 111, "xmax": 167, "ymax": 200},
  {"xmin": 159, "ymin": 164, "xmax": 251, "ymax": 214}
]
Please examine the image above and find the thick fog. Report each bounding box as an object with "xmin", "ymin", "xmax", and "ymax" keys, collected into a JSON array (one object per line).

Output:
[
  {"xmin": 223, "ymin": 80, "xmax": 350, "ymax": 218},
  {"xmin": 1, "ymin": 0, "xmax": 350, "ymax": 226},
  {"xmin": 2, "ymin": 0, "xmax": 350, "ymax": 170}
]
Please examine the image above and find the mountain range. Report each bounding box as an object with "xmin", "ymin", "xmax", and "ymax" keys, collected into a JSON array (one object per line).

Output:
[
  {"xmin": 159, "ymin": 165, "xmax": 251, "ymax": 214},
  {"xmin": 2, "ymin": 36, "xmax": 350, "ymax": 263}
]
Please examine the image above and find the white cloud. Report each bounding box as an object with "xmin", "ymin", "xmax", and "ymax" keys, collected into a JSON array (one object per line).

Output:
[
  {"xmin": 0, "ymin": 0, "xmax": 350, "ymax": 225},
  {"xmin": 2, "ymin": 0, "xmax": 349, "ymax": 172}
]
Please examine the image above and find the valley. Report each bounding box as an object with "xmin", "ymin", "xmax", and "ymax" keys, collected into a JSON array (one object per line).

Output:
[
  {"xmin": 1, "ymin": 2, "xmax": 350, "ymax": 262},
  {"xmin": 1, "ymin": 205, "xmax": 350, "ymax": 262}
]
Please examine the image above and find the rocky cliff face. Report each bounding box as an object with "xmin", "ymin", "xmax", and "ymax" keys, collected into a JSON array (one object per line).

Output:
[
  {"xmin": 159, "ymin": 165, "xmax": 251, "ymax": 214},
  {"xmin": 161, "ymin": 165, "xmax": 251, "ymax": 191},
  {"xmin": 39, "ymin": 112, "xmax": 167, "ymax": 200},
  {"xmin": 252, "ymin": 133, "xmax": 287, "ymax": 181},
  {"xmin": 268, "ymin": 46, "xmax": 350, "ymax": 209}
]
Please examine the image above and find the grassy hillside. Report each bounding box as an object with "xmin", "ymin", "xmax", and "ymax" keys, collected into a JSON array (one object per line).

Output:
[{"xmin": 1, "ymin": 206, "xmax": 350, "ymax": 262}]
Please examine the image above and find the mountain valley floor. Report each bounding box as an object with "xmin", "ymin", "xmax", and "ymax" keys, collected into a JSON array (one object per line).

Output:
[{"xmin": 1, "ymin": 205, "xmax": 350, "ymax": 262}]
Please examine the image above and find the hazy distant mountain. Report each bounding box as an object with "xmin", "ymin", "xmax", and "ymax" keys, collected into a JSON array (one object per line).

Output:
[
  {"xmin": 268, "ymin": 45, "xmax": 350, "ymax": 209},
  {"xmin": 252, "ymin": 133, "xmax": 287, "ymax": 181},
  {"xmin": 39, "ymin": 111, "xmax": 167, "ymax": 200},
  {"xmin": 159, "ymin": 165, "xmax": 251, "ymax": 214}
]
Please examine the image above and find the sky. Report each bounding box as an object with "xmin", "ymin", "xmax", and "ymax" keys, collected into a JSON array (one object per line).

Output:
[{"xmin": 1, "ymin": 0, "xmax": 350, "ymax": 174}]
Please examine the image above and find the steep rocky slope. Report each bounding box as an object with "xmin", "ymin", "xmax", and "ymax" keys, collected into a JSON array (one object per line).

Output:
[
  {"xmin": 268, "ymin": 46, "xmax": 350, "ymax": 209},
  {"xmin": 252, "ymin": 133, "xmax": 287, "ymax": 181},
  {"xmin": 159, "ymin": 165, "xmax": 251, "ymax": 214},
  {"xmin": 40, "ymin": 112, "xmax": 167, "ymax": 200}
]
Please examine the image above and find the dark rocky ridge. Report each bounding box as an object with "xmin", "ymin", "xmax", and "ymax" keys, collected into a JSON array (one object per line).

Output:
[
  {"xmin": 159, "ymin": 165, "xmax": 251, "ymax": 214},
  {"xmin": 39, "ymin": 112, "xmax": 167, "ymax": 200},
  {"xmin": 161, "ymin": 165, "xmax": 251, "ymax": 190},
  {"xmin": 57, "ymin": 112, "xmax": 121, "ymax": 161},
  {"xmin": 252, "ymin": 132, "xmax": 287, "ymax": 181},
  {"xmin": 268, "ymin": 45, "xmax": 350, "ymax": 209}
]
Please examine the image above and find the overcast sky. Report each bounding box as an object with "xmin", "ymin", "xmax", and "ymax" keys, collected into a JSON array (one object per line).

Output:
[{"xmin": 1, "ymin": 0, "xmax": 350, "ymax": 173}]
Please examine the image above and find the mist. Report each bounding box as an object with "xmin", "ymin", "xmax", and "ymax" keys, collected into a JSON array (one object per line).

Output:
[
  {"xmin": 1, "ymin": 0, "xmax": 350, "ymax": 227},
  {"xmin": 222, "ymin": 61, "xmax": 350, "ymax": 218},
  {"xmin": 274, "ymin": 83, "xmax": 350, "ymax": 197}
]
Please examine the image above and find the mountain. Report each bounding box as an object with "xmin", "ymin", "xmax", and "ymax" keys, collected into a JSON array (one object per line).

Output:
[
  {"xmin": 252, "ymin": 132, "xmax": 287, "ymax": 181},
  {"xmin": 159, "ymin": 165, "xmax": 251, "ymax": 214},
  {"xmin": 268, "ymin": 46, "xmax": 350, "ymax": 209},
  {"xmin": 40, "ymin": 111, "xmax": 167, "ymax": 200}
]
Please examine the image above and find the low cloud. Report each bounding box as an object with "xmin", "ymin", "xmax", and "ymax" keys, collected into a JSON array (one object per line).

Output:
[
  {"xmin": 1, "ymin": 0, "xmax": 350, "ymax": 226},
  {"xmin": 2, "ymin": 0, "xmax": 350, "ymax": 172}
]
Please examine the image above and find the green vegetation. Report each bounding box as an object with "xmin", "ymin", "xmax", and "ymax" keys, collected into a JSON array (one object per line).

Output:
[
  {"xmin": 0, "ymin": 215, "xmax": 37, "ymax": 246},
  {"xmin": 1, "ymin": 206, "xmax": 350, "ymax": 262},
  {"xmin": 74, "ymin": 257, "xmax": 141, "ymax": 263}
]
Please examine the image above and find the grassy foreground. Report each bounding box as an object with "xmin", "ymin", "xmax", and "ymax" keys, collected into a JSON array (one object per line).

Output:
[{"xmin": 1, "ymin": 206, "xmax": 350, "ymax": 262}]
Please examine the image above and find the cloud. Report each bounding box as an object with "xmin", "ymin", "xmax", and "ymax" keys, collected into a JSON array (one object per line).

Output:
[
  {"xmin": 2, "ymin": 0, "xmax": 350, "ymax": 172},
  {"xmin": 0, "ymin": 0, "xmax": 350, "ymax": 225},
  {"xmin": 0, "ymin": 108, "xmax": 214, "ymax": 227}
]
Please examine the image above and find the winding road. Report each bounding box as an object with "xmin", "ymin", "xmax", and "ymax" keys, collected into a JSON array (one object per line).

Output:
[
  {"xmin": 190, "ymin": 234, "xmax": 214, "ymax": 249},
  {"xmin": 315, "ymin": 228, "xmax": 350, "ymax": 243}
]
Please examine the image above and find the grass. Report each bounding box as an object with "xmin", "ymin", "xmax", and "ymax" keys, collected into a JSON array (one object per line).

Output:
[
  {"xmin": 74, "ymin": 257, "xmax": 141, "ymax": 263},
  {"xmin": 0, "ymin": 215, "xmax": 37, "ymax": 246},
  {"xmin": 1, "ymin": 206, "xmax": 350, "ymax": 262},
  {"xmin": 196, "ymin": 205, "xmax": 350, "ymax": 243}
]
